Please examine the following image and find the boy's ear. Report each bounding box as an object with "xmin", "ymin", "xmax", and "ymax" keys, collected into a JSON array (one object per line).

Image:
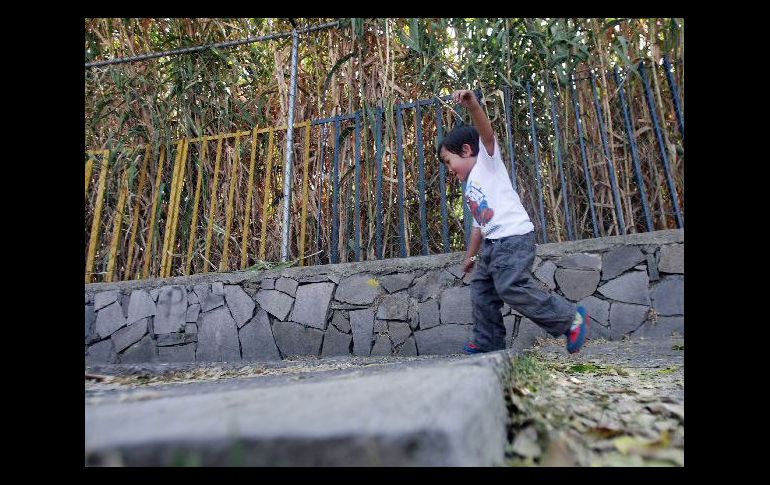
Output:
[{"xmin": 461, "ymin": 143, "xmax": 473, "ymax": 157}]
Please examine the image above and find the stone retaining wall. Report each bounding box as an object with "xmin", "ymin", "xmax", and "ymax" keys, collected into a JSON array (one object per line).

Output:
[{"xmin": 85, "ymin": 229, "xmax": 683, "ymax": 364}]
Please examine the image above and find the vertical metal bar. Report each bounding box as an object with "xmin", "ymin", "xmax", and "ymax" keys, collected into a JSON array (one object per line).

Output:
[
  {"xmin": 354, "ymin": 114, "xmax": 362, "ymax": 262},
  {"xmin": 298, "ymin": 122, "xmax": 312, "ymax": 266},
  {"xmin": 415, "ymin": 103, "xmax": 429, "ymax": 255},
  {"xmin": 503, "ymin": 86, "xmax": 518, "ymax": 190},
  {"xmin": 526, "ymin": 81, "xmax": 548, "ymax": 243},
  {"xmin": 375, "ymin": 109, "xmax": 384, "ymax": 259},
  {"xmin": 281, "ymin": 29, "xmax": 300, "ymax": 262},
  {"xmin": 663, "ymin": 55, "xmax": 684, "ymax": 139},
  {"xmin": 106, "ymin": 169, "xmax": 130, "ymax": 282},
  {"xmin": 186, "ymin": 140, "xmax": 208, "ymax": 275},
  {"xmin": 317, "ymin": 125, "xmax": 328, "ymax": 264},
  {"xmin": 259, "ymin": 132, "xmax": 275, "ymax": 261},
  {"xmin": 143, "ymin": 146, "xmax": 165, "ymax": 279},
  {"xmin": 639, "ymin": 61, "xmax": 684, "ymax": 228},
  {"xmin": 240, "ymin": 130, "xmax": 258, "ymax": 269},
  {"xmin": 435, "ymin": 99, "xmax": 450, "ymax": 253},
  {"xmin": 331, "ymin": 120, "xmax": 341, "ymax": 263},
  {"xmin": 220, "ymin": 134, "xmax": 242, "ymax": 272},
  {"xmin": 164, "ymin": 139, "xmax": 189, "ymax": 277},
  {"xmin": 85, "ymin": 150, "xmax": 110, "ymax": 283},
  {"xmin": 204, "ymin": 138, "xmax": 225, "ymax": 271},
  {"xmin": 546, "ymin": 77, "xmax": 574, "ymax": 241},
  {"xmin": 570, "ymin": 75, "xmax": 600, "ymax": 238},
  {"xmin": 590, "ymin": 71, "xmax": 626, "ymax": 235},
  {"xmin": 615, "ymin": 66, "xmax": 654, "ymax": 232},
  {"xmin": 395, "ymin": 106, "xmax": 407, "ymax": 258},
  {"xmin": 124, "ymin": 144, "xmax": 152, "ymax": 279}
]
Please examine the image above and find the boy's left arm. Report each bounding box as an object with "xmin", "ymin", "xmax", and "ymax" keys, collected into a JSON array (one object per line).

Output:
[{"xmin": 454, "ymin": 90, "xmax": 495, "ymax": 156}]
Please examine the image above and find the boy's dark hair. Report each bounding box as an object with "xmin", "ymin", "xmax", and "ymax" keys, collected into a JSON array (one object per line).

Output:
[{"xmin": 438, "ymin": 125, "xmax": 479, "ymax": 160}]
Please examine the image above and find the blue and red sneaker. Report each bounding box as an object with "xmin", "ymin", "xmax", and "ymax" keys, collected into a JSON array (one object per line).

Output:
[
  {"xmin": 566, "ymin": 306, "xmax": 589, "ymax": 354},
  {"xmin": 463, "ymin": 342, "xmax": 486, "ymax": 354}
]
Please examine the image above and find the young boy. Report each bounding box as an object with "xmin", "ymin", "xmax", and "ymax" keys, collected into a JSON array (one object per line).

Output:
[{"xmin": 438, "ymin": 89, "xmax": 589, "ymax": 354}]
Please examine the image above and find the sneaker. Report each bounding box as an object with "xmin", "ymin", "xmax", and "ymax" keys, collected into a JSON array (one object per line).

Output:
[
  {"xmin": 463, "ymin": 341, "xmax": 486, "ymax": 354},
  {"xmin": 566, "ymin": 306, "xmax": 589, "ymax": 354}
]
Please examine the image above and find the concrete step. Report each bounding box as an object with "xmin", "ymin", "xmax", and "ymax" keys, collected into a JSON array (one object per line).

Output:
[{"xmin": 85, "ymin": 351, "xmax": 513, "ymax": 466}]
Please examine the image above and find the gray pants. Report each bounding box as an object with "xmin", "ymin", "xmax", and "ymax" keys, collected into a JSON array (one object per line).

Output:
[{"xmin": 470, "ymin": 231, "xmax": 576, "ymax": 351}]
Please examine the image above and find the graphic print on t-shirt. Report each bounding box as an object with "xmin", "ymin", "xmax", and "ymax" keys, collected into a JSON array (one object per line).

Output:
[{"xmin": 465, "ymin": 181, "xmax": 494, "ymax": 226}]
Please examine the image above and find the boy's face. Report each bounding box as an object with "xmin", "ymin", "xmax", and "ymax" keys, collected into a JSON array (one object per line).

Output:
[{"xmin": 439, "ymin": 144, "xmax": 476, "ymax": 182}]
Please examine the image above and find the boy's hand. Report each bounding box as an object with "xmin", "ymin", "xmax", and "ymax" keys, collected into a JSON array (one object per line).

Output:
[
  {"xmin": 463, "ymin": 255, "xmax": 476, "ymax": 274},
  {"xmin": 452, "ymin": 90, "xmax": 478, "ymax": 108}
]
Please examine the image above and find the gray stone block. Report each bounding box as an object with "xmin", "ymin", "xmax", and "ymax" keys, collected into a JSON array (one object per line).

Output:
[
  {"xmin": 321, "ymin": 326, "xmax": 352, "ymax": 357},
  {"xmin": 380, "ymin": 272, "xmax": 418, "ymax": 293},
  {"xmin": 196, "ymin": 307, "xmax": 241, "ymax": 362},
  {"xmin": 126, "ymin": 290, "xmax": 155, "ymax": 324},
  {"xmin": 413, "ymin": 325, "xmax": 472, "ymax": 355},
  {"xmin": 272, "ymin": 321, "xmax": 324, "ymax": 357},
  {"xmin": 155, "ymin": 286, "xmax": 188, "ymax": 334},
  {"xmin": 85, "ymin": 304, "xmax": 97, "ymax": 344},
  {"xmin": 534, "ymin": 260, "xmax": 557, "ymax": 290},
  {"xmin": 590, "ymin": 322, "xmax": 613, "ymax": 341},
  {"xmin": 118, "ymin": 334, "xmax": 156, "ymax": 364},
  {"xmin": 186, "ymin": 304, "xmax": 201, "ymax": 323},
  {"xmin": 558, "ymin": 253, "xmax": 602, "ymax": 271},
  {"xmin": 260, "ymin": 278, "xmax": 275, "ymax": 290},
  {"xmin": 290, "ymin": 283, "xmax": 335, "ymax": 329},
  {"xmin": 389, "ymin": 321, "xmax": 412, "ymax": 347},
  {"xmin": 511, "ymin": 318, "xmax": 549, "ymax": 353},
  {"xmin": 410, "ymin": 270, "xmax": 456, "ymax": 302},
  {"xmin": 609, "ymin": 302, "xmax": 649, "ymax": 339},
  {"xmin": 86, "ymin": 339, "xmax": 116, "ymax": 365},
  {"xmin": 418, "ymin": 300, "xmax": 440, "ymax": 330},
  {"xmin": 185, "ymin": 323, "xmax": 198, "ymax": 334},
  {"xmin": 158, "ymin": 344, "xmax": 196, "ymax": 363},
  {"xmin": 598, "ymin": 271, "xmax": 651, "ymax": 305},
  {"xmin": 651, "ymin": 276, "xmax": 684, "ymax": 316},
  {"xmin": 149, "ymin": 287, "xmax": 162, "ymax": 302},
  {"xmin": 112, "ymin": 318, "xmax": 149, "ymax": 353},
  {"xmin": 95, "ymin": 302, "xmax": 126, "ymax": 339},
  {"xmin": 502, "ymin": 304, "xmax": 522, "ymax": 316},
  {"xmin": 350, "ymin": 309, "xmax": 374, "ymax": 357},
  {"xmin": 440, "ymin": 286, "xmax": 473, "ymax": 324},
  {"xmin": 195, "ymin": 284, "xmax": 225, "ymax": 312},
  {"xmin": 255, "ymin": 289, "xmax": 295, "ymax": 321},
  {"xmin": 555, "ymin": 269, "xmax": 600, "ymax": 301},
  {"xmin": 331, "ymin": 311, "xmax": 351, "ymax": 333},
  {"xmin": 577, "ymin": 295, "xmax": 610, "ymax": 326},
  {"xmin": 602, "ymin": 246, "xmax": 646, "ymax": 280},
  {"xmin": 635, "ymin": 317, "xmax": 684, "ymax": 338},
  {"xmin": 658, "ymin": 244, "xmax": 684, "ymax": 274},
  {"xmin": 374, "ymin": 319, "xmax": 387, "ymax": 333},
  {"xmin": 371, "ymin": 334, "xmax": 392, "ymax": 356},
  {"xmin": 156, "ymin": 333, "xmax": 198, "ymax": 347},
  {"xmin": 646, "ymin": 253, "xmax": 660, "ymax": 282},
  {"xmin": 212, "ymin": 282, "xmax": 224, "ymax": 296},
  {"xmin": 376, "ymin": 293, "xmax": 410, "ymax": 321},
  {"xmin": 395, "ymin": 336, "xmax": 418, "ymax": 356},
  {"xmin": 408, "ymin": 302, "xmax": 419, "ymax": 330},
  {"xmin": 187, "ymin": 290, "xmax": 199, "ymax": 305},
  {"xmin": 335, "ymin": 274, "xmax": 381, "ymax": 304},
  {"xmin": 445, "ymin": 264, "xmax": 465, "ymax": 279},
  {"xmin": 94, "ymin": 290, "xmax": 119, "ymax": 311},
  {"xmin": 275, "ymin": 277, "xmax": 299, "ymax": 297},
  {"xmin": 224, "ymin": 285, "xmax": 256, "ymax": 328},
  {"xmin": 300, "ymin": 274, "xmax": 340, "ymax": 284},
  {"xmin": 504, "ymin": 315, "xmax": 516, "ymax": 348},
  {"xmin": 239, "ymin": 309, "xmax": 281, "ymax": 361},
  {"xmin": 120, "ymin": 293, "xmax": 130, "ymax": 319}
]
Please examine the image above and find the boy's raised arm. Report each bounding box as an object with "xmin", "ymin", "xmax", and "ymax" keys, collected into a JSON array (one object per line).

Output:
[{"xmin": 453, "ymin": 89, "xmax": 495, "ymax": 156}]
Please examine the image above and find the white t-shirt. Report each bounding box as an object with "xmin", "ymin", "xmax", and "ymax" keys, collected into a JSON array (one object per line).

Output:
[{"xmin": 465, "ymin": 137, "xmax": 534, "ymax": 239}]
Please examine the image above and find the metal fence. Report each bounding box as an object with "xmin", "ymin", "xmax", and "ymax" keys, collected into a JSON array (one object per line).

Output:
[{"xmin": 85, "ymin": 58, "xmax": 684, "ymax": 283}]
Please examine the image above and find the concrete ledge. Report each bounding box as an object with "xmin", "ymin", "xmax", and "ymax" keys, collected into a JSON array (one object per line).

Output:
[{"xmin": 85, "ymin": 356, "xmax": 508, "ymax": 466}]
